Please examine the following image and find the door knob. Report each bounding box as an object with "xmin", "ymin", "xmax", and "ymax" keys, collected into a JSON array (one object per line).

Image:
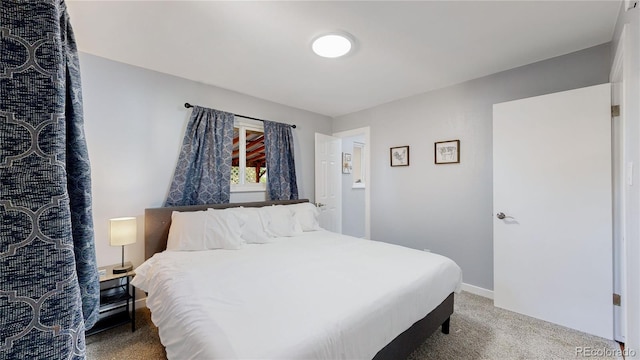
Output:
[
  {"xmin": 316, "ymin": 203, "xmax": 326, "ymax": 207},
  {"xmin": 496, "ymin": 212, "xmax": 506, "ymax": 219}
]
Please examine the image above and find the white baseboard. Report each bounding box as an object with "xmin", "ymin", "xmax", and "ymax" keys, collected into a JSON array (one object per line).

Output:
[
  {"xmin": 461, "ymin": 283, "xmax": 494, "ymax": 299},
  {"xmin": 134, "ymin": 297, "xmax": 147, "ymax": 309}
]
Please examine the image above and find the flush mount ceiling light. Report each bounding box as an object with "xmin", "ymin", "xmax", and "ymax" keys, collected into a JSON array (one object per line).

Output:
[{"xmin": 312, "ymin": 33, "xmax": 353, "ymax": 58}]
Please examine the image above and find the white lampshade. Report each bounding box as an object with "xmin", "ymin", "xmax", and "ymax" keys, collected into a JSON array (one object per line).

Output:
[{"xmin": 109, "ymin": 217, "xmax": 137, "ymax": 246}]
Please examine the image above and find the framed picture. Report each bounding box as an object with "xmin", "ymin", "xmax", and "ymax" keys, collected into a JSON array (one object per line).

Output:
[
  {"xmin": 435, "ymin": 140, "xmax": 460, "ymax": 164},
  {"xmin": 390, "ymin": 146, "xmax": 410, "ymax": 167},
  {"xmin": 342, "ymin": 152, "xmax": 352, "ymax": 174}
]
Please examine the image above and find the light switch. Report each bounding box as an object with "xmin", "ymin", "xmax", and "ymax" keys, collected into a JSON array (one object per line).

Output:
[{"xmin": 627, "ymin": 162, "xmax": 634, "ymax": 186}]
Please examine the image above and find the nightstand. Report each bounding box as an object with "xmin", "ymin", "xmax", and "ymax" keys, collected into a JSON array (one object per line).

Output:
[{"xmin": 87, "ymin": 262, "xmax": 136, "ymax": 336}]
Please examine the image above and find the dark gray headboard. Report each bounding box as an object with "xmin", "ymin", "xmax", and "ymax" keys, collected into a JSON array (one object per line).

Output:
[{"xmin": 144, "ymin": 199, "xmax": 309, "ymax": 260}]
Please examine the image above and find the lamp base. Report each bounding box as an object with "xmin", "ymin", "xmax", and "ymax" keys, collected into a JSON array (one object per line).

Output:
[{"xmin": 113, "ymin": 264, "xmax": 132, "ymax": 274}]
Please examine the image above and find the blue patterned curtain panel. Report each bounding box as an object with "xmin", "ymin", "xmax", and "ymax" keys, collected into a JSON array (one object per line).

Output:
[
  {"xmin": 1, "ymin": 1, "xmax": 100, "ymax": 359},
  {"xmin": 264, "ymin": 120, "xmax": 299, "ymax": 200},
  {"xmin": 165, "ymin": 106, "xmax": 235, "ymax": 206}
]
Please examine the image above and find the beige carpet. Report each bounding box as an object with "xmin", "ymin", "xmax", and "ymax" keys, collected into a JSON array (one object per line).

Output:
[
  {"xmin": 85, "ymin": 308, "xmax": 165, "ymax": 360},
  {"xmin": 407, "ymin": 292, "xmax": 620, "ymax": 360},
  {"xmin": 86, "ymin": 291, "xmax": 620, "ymax": 360}
]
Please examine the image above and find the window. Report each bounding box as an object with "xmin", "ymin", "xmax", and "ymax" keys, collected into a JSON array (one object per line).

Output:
[{"xmin": 231, "ymin": 121, "xmax": 267, "ymax": 191}]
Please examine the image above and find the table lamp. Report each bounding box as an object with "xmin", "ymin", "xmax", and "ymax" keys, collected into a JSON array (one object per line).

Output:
[{"xmin": 109, "ymin": 217, "xmax": 137, "ymax": 274}]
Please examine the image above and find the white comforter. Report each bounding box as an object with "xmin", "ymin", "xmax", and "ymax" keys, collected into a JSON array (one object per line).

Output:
[{"xmin": 132, "ymin": 231, "xmax": 462, "ymax": 360}]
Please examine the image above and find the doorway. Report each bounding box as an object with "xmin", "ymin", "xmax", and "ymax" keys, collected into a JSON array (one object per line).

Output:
[{"xmin": 333, "ymin": 127, "xmax": 371, "ymax": 239}]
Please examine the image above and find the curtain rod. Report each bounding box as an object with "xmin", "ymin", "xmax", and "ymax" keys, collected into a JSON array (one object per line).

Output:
[{"xmin": 184, "ymin": 103, "xmax": 296, "ymax": 129}]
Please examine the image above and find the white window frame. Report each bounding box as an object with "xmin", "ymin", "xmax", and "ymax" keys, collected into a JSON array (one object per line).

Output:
[{"xmin": 231, "ymin": 119, "xmax": 267, "ymax": 193}]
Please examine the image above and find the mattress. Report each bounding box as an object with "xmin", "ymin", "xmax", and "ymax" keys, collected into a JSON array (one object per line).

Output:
[{"xmin": 133, "ymin": 230, "xmax": 462, "ymax": 360}]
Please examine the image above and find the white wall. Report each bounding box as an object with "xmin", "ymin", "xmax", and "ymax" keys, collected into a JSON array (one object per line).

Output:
[
  {"xmin": 332, "ymin": 43, "xmax": 611, "ymax": 291},
  {"xmin": 79, "ymin": 53, "xmax": 332, "ymax": 269},
  {"xmin": 611, "ymin": 4, "xmax": 640, "ymax": 357}
]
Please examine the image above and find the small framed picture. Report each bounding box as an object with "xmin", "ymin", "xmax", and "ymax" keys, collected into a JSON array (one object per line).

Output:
[
  {"xmin": 390, "ymin": 146, "xmax": 410, "ymax": 167},
  {"xmin": 342, "ymin": 152, "xmax": 352, "ymax": 174},
  {"xmin": 435, "ymin": 140, "xmax": 460, "ymax": 164}
]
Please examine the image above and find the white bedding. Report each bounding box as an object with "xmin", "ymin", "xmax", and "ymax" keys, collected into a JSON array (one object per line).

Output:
[{"xmin": 133, "ymin": 230, "xmax": 462, "ymax": 360}]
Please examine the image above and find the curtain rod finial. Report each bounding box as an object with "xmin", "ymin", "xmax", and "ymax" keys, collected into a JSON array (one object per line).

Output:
[
  {"xmin": 184, "ymin": 103, "xmax": 192, "ymax": 108},
  {"xmin": 291, "ymin": 125, "xmax": 297, "ymax": 129}
]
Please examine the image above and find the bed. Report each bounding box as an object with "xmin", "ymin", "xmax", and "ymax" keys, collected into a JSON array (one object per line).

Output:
[{"xmin": 135, "ymin": 199, "xmax": 462, "ymax": 359}]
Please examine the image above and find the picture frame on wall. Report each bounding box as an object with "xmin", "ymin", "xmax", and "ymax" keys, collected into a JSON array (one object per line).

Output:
[
  {"xmin": 435, "ymin": 140, "xmax": 460, "ymax": 164},
  {"xmin": 390, "ymin": 146, "xmax": 410, "ymax": 167},
  {"xmin": 342, "ymin": 152, "xmax": 352, "ymax": 174}
]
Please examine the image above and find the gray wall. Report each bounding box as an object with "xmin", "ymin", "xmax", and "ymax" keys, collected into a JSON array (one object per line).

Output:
[
  {"xmin": 79, "ymin": 53, "xmax": 332, "ymax": 268},
  {"xmin": 342, "ymin": 135, "xmax": 366, "ymax": 238},
  {"xmin": 332, "ymin": 43, "xmax": 611, "ymax": 290}
]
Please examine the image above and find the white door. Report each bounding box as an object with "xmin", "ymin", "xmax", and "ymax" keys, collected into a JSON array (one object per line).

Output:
[
  {"xmin": 493, "ymin": 84, "xmax": 613, "ymax": 339},
  {"xmin": 315, "ymin": 133, "xmax": 342, "ymax": 232},
  {"xmin": 611, "ymin": 51, "xmax": 626, "ymax": 342}
]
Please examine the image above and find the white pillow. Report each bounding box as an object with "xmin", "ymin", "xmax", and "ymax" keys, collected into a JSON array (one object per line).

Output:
[
  {"xmin": 166, "ymin": 210, "xmax": 208, "ymax": 251},
  {"xmin": 289, "ymin": 202, "xmax": 322, "ymax": 231},
  {"xmin": 258, "ymin": 205, "xmax": 303, "ymax": 237},
  {"xmin": 166, "ymin": 209, "xmax": 244, "ymax": 251},
  {"xmin": 207, "ymin": 209, "xmax": 245, "ymax": 250},
  {"xmin": 216, "ymin": 207, "xmax": 270, "ymax": 244}
]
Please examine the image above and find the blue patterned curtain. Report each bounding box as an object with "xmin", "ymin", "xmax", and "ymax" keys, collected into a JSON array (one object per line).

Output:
[
  {"xmin": 1, "ymin": 1, "xmax": 100, "ymax": 359},
  {"xmin": 264, "ymin": 120, "xmax": 299, "ymax": 200},
  {"xmin": 165, "ymin": 106, "xmax": 234, "ymax": 206}
]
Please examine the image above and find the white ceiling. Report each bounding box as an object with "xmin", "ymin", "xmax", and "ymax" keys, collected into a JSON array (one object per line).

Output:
[{"xmin": 66, "ymin": 1, "xmax": 621, "ymax": 117}]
